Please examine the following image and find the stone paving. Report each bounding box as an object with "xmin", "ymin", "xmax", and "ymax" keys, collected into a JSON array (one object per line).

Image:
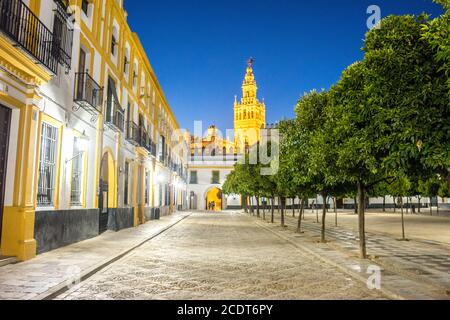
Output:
[
  {"xmin": 0, "ymin": 212, "xmax": 190, "ymax": 300},
  {"xmin": 272, "ymin": 210, "xmax": 450, "ymax": 296},
  {"xmin": 57, "ymin": 212, "xmax": 387, "ymax": 300}
]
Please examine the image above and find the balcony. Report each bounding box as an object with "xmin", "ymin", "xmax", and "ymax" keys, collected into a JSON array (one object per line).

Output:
[
  {"xmin": 105, "ymin": 99, "xmax": 124, "ymax": 133},
  {"xmin": 149, "ymin": 141, "xmax": 157, "ymax": 157},
  {"xmin": 0, "ymin": 0, "xmax": 58, "ymax": 74},
  {"xmin": 52, "ymin": 0, "xmax": 73, "ymax": 70},
  {"xmin": 126, "ymin": 121, "xmax": 139, "ymax": 146},
  {"xmin": 137, "ymin": 126, "xmax": 150, "ymax": 152},
  {"xmin": 74, "ymin": 72, "xmax": 103, "ymax": 115}
]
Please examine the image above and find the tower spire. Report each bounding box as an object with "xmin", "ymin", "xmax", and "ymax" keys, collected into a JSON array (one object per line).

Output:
[{"xmin": 234, "ymin": 58, "xmax": 266, "ymax": 151}]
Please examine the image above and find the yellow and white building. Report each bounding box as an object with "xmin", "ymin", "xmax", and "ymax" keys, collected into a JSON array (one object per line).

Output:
[{"xmin": 0, "ymin": 0, "xmax": 188, "ymax": 261}]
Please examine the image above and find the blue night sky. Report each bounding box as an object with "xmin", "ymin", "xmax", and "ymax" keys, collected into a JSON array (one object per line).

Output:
[{"xmin": 124, "ymin": 0, "xmax": 443, "ymax": 132}]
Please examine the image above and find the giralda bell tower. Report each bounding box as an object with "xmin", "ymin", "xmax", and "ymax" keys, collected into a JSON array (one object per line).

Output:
[{"xmin": 234, "ymin": 58, "xmax": 266, "ymax": 152}]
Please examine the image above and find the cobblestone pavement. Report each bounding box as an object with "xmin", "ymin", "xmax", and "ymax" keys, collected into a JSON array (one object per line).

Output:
[
  {"xmin": 0, "ymin": 213, "xmax": 190, "ymax": 300},
  {"xmin": 57, "ymin": 212, "xmax": 386, "ymax": 300},
  {"xmin": 277, "ymin": 211, "xmax": 450, "ymax": 293}
]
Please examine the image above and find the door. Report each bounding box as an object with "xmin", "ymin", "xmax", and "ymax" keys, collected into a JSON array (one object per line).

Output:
[
  {"xmin": 0, "ymin": 105, "xmax": 11, "ymax": 240},
  {"xmin": 98, "ymin": 179, "xmax": 109, "ymax": 234},
  {"xmin": 76, "ymin": 48, "xmax": 87, "ymax": 99}
]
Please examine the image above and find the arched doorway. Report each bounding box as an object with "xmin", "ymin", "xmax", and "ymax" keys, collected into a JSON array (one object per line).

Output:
[
  {"xmin": 99, "ymin": 151, "xmax": 115, "ymax": 233},
  {"xmin": 206, "ymin": 187, "xmax": 222, "ymax": 211}
]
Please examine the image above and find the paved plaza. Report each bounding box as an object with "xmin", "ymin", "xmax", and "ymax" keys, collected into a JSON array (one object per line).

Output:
[
  {"xmin": 1, "ymin": 211, "xmax": 449, "ymax": 300},
  {"xmin": 56, "ymin": 212, "xmax": 386, "ymax": 300}
]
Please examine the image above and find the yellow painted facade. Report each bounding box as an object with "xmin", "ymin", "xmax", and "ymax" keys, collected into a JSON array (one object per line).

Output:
[{"xmin": 0, "ymin": 0, "xmax": 188, "ymax": 261}]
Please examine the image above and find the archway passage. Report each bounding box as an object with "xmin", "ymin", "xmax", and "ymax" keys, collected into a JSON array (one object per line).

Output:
[{"xmin": 206, "ymin": 188, "xmax": 222, "ymax": 211}]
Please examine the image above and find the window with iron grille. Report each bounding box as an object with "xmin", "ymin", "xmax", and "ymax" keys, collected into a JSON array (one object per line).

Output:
[
  {"xmin": 37, "ymin": 123, "xmax": 59, "ymax": 207},
  {"xmin": 70, "ymin": 137, "xmax": 83, "ymax": 206},
  {"xmin": 145, "ymin": 170, "xmax": 150, "ymax": 205},
  {"xmin": 124, "ymin": 161, "xmax": 130, "ymax": 206},
  {"xmin": 190, "ymin": 171, "xmax": 198, "ymax": 184},
  {"xmin": 211, "ymin": 171, "xmax": 220, "ymax": 184}
]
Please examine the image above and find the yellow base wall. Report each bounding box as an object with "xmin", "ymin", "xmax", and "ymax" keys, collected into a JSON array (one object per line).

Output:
[
  {"xmin": 1, "ymin": 207, "xmax": 37, "ymax": 261},
  {"xmin": 133, "ymin": 207, "xmax": 139, "ymax": 227}
]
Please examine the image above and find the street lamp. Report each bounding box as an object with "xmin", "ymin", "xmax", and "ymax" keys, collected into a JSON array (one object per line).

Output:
[
  {"xmin": 156, "ymin": 173, "xmax": 165, "ymax": 183},
  {"xmin": 66, "ymin": 132, "xmax": 89, "ymax": 163}
]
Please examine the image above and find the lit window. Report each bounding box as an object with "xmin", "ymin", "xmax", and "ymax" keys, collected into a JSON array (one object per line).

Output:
[
  {"xmin": 37, "ymin": 123, "xmax": 59, "ymax": 207},
  {"xmin": 70, "ymin": 137, "xmax": 84, "ymax": 206}
]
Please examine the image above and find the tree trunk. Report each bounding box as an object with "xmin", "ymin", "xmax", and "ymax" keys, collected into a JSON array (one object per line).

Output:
[
  {"xmin": 400, "ymin": 198, "xmax": 406, "ymax": 240},
  {"xmin": 430, "ymin": 197, "xmax": 433, "ymax": 216},
  {"xmin": 393, "ymin": 197, "xmax": 397, "ymax": 213},
  {"xmin": 292, "ymin": 198, "xmax": 296, "ymax": 218},
  {"xmin": 280, "ymin": 197, "xmax": 286, "ymax": 228},
  {"xmin": 256, "ymin": 196, "xmax": 260, "ymax": 218},
  {"xmin": 316, "ymin": 196, "xmax": 319, "ymax": 222},
  {"xmin": 262, "ymin": 198, "xmax": 266, "ymax": 220},
  {"xmin": 243, "ymin": 195, "xmax": 248, "ymax": 213},
  {"xmin": 297, "ymin": 199, "xmax": 305, "ymax": 233},
  {"xmin": 321, "ymin": 192, "xmax": 328, "ymax": 243},
  {"xmin": 418, "ymin": 196, "xmax": 421, "ymax": 213},
  {"xmin": 357, "ymin": 181, "xmax": 367, "ymax": 259},
  {"xmin": 315, "ymin": 199, "xmax": 319, "ymax": 223},
  {"xmin": 354, "ymin": 197, "xmax": 358, "ymax": 214},
  {"xmin": 334, "ymin": 197, "xmax": 338, "ymax": 227},
  {"xmin": 271, "ymin": 197, "xmax": 275, "ymax": 223},
  {"xmin": 382, "ymin": 196, "xmax": 386, "ymax": 212}
]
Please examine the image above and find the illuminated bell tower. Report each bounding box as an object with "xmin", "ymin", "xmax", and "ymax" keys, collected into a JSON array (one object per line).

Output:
[{"xmin": 234, "ymin": 58, "xmax": 266, "ymax": 152}]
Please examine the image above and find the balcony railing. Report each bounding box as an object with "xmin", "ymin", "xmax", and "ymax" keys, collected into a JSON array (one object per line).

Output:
[
  {"xmin": 137, "ymin": 126, "xmax": 149, "ymax": 151},
  {"xmin": 126, "ymin": 121, "xmax": 140, "ymax": 146},
  {"xmin": 105, "ymin": 99, "xmax": 124, "ymax": 133},
  {"xmin": 0, "ymin": 0, "xmax": 59, "ymax": 74},
  {"xmin": 150, "ymin": 141, "xmax": 157, "ymax": 157},
  {"xmin": 74, "ymin": 72, "xmax": 103, "ymax": 115},
  {"xmin": 52, "ymin": 0, "xmax": 73, "ymax": 70}
]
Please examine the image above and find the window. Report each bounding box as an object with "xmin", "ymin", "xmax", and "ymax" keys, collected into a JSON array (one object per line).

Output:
[
  {"xmin": 124, "ymin": 161, "xmax": 130, "ymax": 206},
  {"xmin": 158, "ymin": 135, "xmax": 166, "ymax": 163},
  {"xmin": 190, "ymin": 171, "xmax": 198, "ymax": 184},
  {"xmin": 78, "ymin": 48, "xmax": 86, "ymax": 73},
  {"xmin": 52, "ymin": 0, "xmax": 73, "ymax": 70},
  {"xmin": 37, "ymin": 123, "xmax": 59, "ymax": 207},
  {"xmin": 211, "ymin": 171, "xmax": 220, "ymax": 184},
  {"xmin": 145, "ymin": 170, "xmax": 150, "ymax": 205},
  {"xmin": 82, "ymin": 0, "xmax": 89, "ymax": 15},
  {"xmin": 111, "ymin": 34, "xmax": 117, "ymax": 56},
  {"xmin": 124, "ymin": 56, "xmax": 129, "ymax": 74},
  {"xmin": 70, "ymin": 137, "xmax": 84, "ymax": 206}
]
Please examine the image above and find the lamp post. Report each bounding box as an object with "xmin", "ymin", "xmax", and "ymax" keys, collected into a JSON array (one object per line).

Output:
[{"xmin": 66, "ymin": 133, "xmax": 89, "ymax": 164}]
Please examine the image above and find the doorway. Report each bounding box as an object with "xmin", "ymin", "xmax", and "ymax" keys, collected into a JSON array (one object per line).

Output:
[
  {"xmin": 99, "ymin": 152, "xmax": 114, "ymax": 234},
  {"xmin": 206, "ymin": 187, "xmax": 222, "ymax": 211},
  {"xmin": 0, "ymin": 105, "xmax": 11, "ymax": 243}
]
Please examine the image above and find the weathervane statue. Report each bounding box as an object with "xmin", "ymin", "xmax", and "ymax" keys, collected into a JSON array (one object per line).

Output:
[{"xmin": 247, "ymin": 57, "xmax": 254, "ymax": 67}]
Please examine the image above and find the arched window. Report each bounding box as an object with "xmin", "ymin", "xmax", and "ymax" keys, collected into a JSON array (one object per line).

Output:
[{"xmin": 251, "ymin": 111, "xmax": 254, "ymax": 119}]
